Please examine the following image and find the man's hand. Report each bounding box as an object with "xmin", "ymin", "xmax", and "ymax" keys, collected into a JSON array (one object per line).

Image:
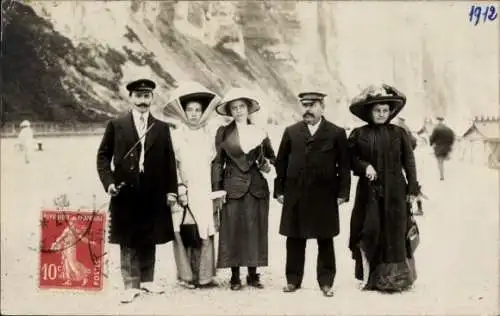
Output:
[
  {"xmin": 276, "ymin": 195, "xmax": 284, "ymax": 204},
  {"xmin": 337, "ymin": 198, "xmax": 347, "ymax": 205},
  {"xmin": 166, "ymin": 193, "xmax": 177, "ymax": 207},
  {"xmin": 107, "ymin": 184, "xmax": 119, "ymax": 197},
  {"xmin": 365, "ymin": 165, "xmax": 377, "ymax": 182}
]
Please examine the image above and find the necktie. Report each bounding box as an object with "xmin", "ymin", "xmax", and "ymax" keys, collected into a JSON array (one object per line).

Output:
[
  {"xmin": 139, "ymin": 114, "xmax": 146, "ymax": 132},
  {"xmin": 139, "ymin": 114, "xmax": 146, "ymax": 172}
]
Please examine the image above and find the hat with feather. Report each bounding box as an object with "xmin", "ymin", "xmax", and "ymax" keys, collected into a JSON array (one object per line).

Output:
[{"xmin": 349, "ymin": 84, "xmax": 407, "ymax": 123}]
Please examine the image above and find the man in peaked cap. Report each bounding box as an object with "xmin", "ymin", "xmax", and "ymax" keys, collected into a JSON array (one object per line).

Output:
[
  {"xmin": 274, "ymin": 90, "xmax": 351, "ymax": 297},
  {"xmin": 298, "ymin": 91, "xmax": 326, "ymax": 100},
  {"xmin": 97, "ymin": 78, "xmax": 179, "ymax": 303},
  {"xmin": 126, "ymin": 79, "xmax": 156, "ymax": 95},
  {"xmin": 297, "ymin": 91, "xmax": 326, "ymax": 106}
]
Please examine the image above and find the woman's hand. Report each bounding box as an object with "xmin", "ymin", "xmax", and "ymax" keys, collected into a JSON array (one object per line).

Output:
[
  {"xmin": 177, "ymin": 184, "xmax": 188, "ymax": 206},
  {"xmin": 178, "ymin": 193, "xmax": 188, "ymax": 207},
  {"xmin": 214, "ymin": 196, "xmax": 226, "ymax": 210},
  {"xmin": 258, "ymin": 159, "xmax": 271, "ymax": 173},
  {"xmin": 407, "ymin": 195, "xmax": 417, "ymax": 204},
  {"xmin": 276, "ymin": 195, "xmax": 285, "ymax": 204},
  {"xmin": 166, "ymin": 193, "xmax": 177, "ymax": 207},
  {"xmin": 365, "ymin": 165, "xmax": 377, "ymax": 181}
]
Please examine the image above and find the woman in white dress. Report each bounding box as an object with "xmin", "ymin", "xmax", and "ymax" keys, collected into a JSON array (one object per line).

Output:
[
  {"xmin": 17, "ymin": 120, "xmax": 34, "ymax": 164},
  {"xmin": 164, "ymin": 82, "xmax": 224, "ymax": 288}
]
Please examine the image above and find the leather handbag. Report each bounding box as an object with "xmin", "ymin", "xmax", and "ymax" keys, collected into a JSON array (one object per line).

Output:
[
  {"xmin": 256, "ymin": 143, "xmax": 271, "ymax": 173},
  {"xmin": 406, "ymin": 203, "xmax": 420, "ymax": 253},
  {"xmin": 180, "ymin": 205, "xmax": 202, "ymax": 249}
]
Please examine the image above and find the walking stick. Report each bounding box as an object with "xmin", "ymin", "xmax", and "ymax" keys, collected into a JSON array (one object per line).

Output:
[{"xmin": 114, "ymin": 122, "xmax": 155, "ymax": 193}]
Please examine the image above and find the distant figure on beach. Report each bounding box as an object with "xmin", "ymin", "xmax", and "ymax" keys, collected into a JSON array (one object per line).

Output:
[
  {"xmin": 429, "ymin": 117, "xmax": 455, "ymax": 181},
  {"xmin": 50, "ymin": 217, "xmax": 96, "ymax": 286},
  {"xmin": 17, "ymin": 120, "xmax": 34, "ymax": 164}
]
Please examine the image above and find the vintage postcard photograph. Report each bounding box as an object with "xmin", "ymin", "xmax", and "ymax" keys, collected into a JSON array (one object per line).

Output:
[{"xmin": 1, "ymin": 0, "xmax": 498, "ymax": 315}]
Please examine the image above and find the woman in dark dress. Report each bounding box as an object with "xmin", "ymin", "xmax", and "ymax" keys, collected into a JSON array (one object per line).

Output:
[
  {"xmin": 211, "ymin": 87, "xmax": 276, "ymax": 290},
  {"xmin": 347, "ymin": 84, "xmax": 419, "ymax": 293}
]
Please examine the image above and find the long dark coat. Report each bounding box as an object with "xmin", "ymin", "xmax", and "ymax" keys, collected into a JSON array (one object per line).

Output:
[
  {"xmin": 348, "ymin": 124, "xmax": 418, "ymax": 279},
  {"xmin": 96, "ymin": 112, "xmax": 178, "ymax": 247},
  {"xmin": 274, "ymin": 118, "xmax": 351, "ymax": 239}
]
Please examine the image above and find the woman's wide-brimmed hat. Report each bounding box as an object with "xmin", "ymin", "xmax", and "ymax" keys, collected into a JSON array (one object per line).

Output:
[
  {"xmin": 20, "ymin": 120, "xmax": 30, "ymax": 128},
  {"xmin": 164, "ymin": 81, "xmax": 220, "ymax": 128},
  {"xmin": 215, "ymin": 87, "xmax": 261, "ymax": 116},
  {"xmin": 349, "ymin": 84, "xmax": 406, "ymax": 123}
]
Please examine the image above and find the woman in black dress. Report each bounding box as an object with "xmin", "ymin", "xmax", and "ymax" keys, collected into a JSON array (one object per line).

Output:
[{"xmin": 348, "ymin": 84, "xmax": 419, "ymax": 293}]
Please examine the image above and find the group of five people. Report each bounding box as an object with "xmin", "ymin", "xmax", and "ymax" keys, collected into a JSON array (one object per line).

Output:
[{"xmin": 96, "ymin": 79, "xmax": 420, "ymax": 303}]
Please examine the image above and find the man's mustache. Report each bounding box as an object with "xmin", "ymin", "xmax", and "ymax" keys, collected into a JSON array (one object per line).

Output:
[
  {"xmin": 136, "ymin": 103, "xmax": 150, "ymax": 108},
  {"xmin": 303, "ymin": 112, "xmax": 315, "ymax": 118}
]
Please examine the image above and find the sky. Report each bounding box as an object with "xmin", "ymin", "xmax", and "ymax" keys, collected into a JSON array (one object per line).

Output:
[{"xmin": 333, "ymin": 1, "xmax": 499, "ymax": 130}]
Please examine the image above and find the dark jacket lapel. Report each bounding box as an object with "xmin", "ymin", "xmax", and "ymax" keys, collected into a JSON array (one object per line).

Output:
[
  {"xmin": 144, "ymin": 114, "xmax": 158, "ymax": 154},
  {"xmin": 221, "ymin": 121, "xmax": 253, "ymax": 171},
  {"xmin": 122, "ymin": 111, "xmax": 139, "ymax": 143},
  {"xmin": 298, "ymin": 121, "xmax": 312, "ymax": 144},
  {"xmin": 298, "ymin": 117, "xmax": 328, "ymax": 144},
  {"xmin": 224, "ymin": 121, "xmax": 245, "ymax": 156},
  {"xmin": 313, "ymin": 117, "xmax": 328, "ymax": 139}
]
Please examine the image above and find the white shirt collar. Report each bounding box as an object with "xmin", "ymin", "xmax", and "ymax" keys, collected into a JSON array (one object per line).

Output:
[
  {"xmin": 309, "ymin": 117, "xmax": 322, "ymax": 128},
  {"xmin": 132, "ymin": 109, "xmax": 149, "ymax": 122},
  {"xmin": 235, "ymin": 120, "xmax": 249, "ymax": 128},
  {"xmin": 307, "ymin": 117, "xmax": 322, "ymax": 134}
]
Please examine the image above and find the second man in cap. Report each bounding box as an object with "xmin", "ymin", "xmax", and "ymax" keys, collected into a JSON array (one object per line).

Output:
[{"xmin": 274, "ymin": 91, "xmax": 351, "ymax": 297}]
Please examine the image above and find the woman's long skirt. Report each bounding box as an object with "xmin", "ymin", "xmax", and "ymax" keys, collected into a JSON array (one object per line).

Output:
[
  {"xmin": 173, "ymin": 233, "xmax": 216, "ymax": 285},
  {"xmin": 352, "ymin": 194, "xmax": 417, "ymax": 293},
  {"xmin": 217, "ymin": 193, "xmax": 269, "ymax": 268}
]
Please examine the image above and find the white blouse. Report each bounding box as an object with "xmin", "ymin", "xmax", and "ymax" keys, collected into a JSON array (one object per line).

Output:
[{"xmin": 235, "ymin": 121, "xmax": 267, "ymax": 154}]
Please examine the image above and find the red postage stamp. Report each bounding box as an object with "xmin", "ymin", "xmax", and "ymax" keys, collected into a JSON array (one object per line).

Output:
[{"xmin": 39, "ymin": 209, "xmax": 106, "ymax": 291}]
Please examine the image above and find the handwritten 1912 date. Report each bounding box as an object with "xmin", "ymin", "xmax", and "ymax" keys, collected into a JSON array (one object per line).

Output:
[{"xmin": 469, "ymin": 4, "xmax": 497, "ymax": 25}]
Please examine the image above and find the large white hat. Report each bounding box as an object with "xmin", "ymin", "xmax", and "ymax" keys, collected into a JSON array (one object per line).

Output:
[
  {"xmin": 163, "ymin": 81, "xmax": 220, "ymax": 128},
  {"xmin": 20, "ymin": 120, "xmax": 30, "ymax": 128},
  {"xmin": 216, "ymin": 87, "xmax": 260, "ymax": 116}
]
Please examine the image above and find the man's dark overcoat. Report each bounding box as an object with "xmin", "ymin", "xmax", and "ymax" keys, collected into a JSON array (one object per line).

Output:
[
  {"xmin": 274, "ymin": 118, "xmax": 351, "ymax": 239},
  {"xmin": 429, "ymin": 123, "xmax": 455, "ymax": 158},
  {"xmin": 96, "ymin": 112, "xmax": 178, "ymax": 247}
]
